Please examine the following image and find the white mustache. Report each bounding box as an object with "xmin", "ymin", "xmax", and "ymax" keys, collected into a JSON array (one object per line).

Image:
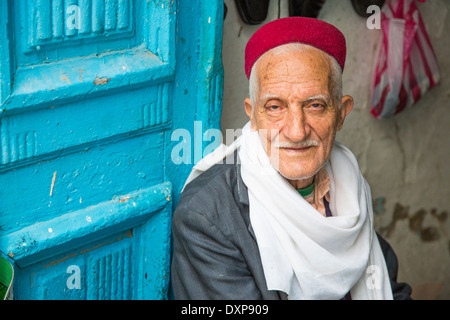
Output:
[{"xmin": 273, "ymin": 140, "xmax": 319, "ymax": 148}]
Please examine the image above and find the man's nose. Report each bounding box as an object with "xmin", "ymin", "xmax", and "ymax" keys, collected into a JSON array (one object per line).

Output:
[{"xmin": 283, "ymin": 108, "xmax": 310, "ymax": 142}]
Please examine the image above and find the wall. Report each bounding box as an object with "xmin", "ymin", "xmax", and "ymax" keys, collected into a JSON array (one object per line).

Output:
[{"xmin": 220, "ymin": 0, "xmax": 450, "ymax": 299}]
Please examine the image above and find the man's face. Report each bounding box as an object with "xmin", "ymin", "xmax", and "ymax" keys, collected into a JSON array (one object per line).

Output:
[{"xmin": 245, "ymin": 46, "xmax": 353, "ymax": 188}]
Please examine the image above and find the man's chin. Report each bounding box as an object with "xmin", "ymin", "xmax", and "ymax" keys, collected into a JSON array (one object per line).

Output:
[
  {"xmin": 275, "ymin": 160, "xmax": 325, "ymax": 183},
  {"xmin": 268, "ymin": 150, "xmax": 326, "ymax": 181},
  {"xmin": 277, "ymin": 169, "xmax": 316, "ymax": 182}
]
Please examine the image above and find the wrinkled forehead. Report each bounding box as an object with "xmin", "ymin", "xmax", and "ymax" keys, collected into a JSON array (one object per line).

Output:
[
  {"xmin": 253, "ymin": 44, "xmax": 333, "ymax": 93},
  {"xmin": 255, "ymin": 43, "xmax": 332, "ymax": 74}
]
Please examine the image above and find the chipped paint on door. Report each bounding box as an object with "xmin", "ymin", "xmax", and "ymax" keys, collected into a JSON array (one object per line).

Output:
[{"xmin": 0, "ymin": 0, "xmax": 224, "ymax": 299}]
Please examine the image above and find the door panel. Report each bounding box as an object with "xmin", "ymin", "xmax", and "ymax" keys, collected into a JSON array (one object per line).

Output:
[
  {"xmin": 0, "ymin": 0, "xmax": 224, "ymax": 299},
  {"xmin": 14, "ymin": 204, "xmax": 172, "ymax": 300},
  {"xmin": 0, "ymin": 83, "xmax": 172, "ymax": 167}
]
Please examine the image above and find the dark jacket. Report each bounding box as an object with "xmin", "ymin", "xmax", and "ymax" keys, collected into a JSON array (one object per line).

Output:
[{"xmin": 171, "ymin": 153, "xmax": 412, "ymax": 300}]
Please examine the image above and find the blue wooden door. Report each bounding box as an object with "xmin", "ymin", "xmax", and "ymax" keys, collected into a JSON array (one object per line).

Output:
[{"xmin": 0, "ymin": 0, "xmax": 223, "ymax": 299}]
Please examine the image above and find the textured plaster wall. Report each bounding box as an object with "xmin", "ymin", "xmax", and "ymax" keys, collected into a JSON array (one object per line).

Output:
[{"xmin": 220, "ymin": 0, "xmax": 450, "ymax": 299}]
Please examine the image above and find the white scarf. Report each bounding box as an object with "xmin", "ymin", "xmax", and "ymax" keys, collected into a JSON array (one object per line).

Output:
[{"xmin": 184, "ymin": 122, "xmax": 393, "ymax": 300}]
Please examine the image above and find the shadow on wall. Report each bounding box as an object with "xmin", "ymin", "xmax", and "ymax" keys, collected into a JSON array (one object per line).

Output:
[
  {"xmin": 374, "ymin": 198, "xmax": 448, "ymax": 244},
  {"xmin": 373, "ymin": 197, "xmax": 448, "ymax": 299}
]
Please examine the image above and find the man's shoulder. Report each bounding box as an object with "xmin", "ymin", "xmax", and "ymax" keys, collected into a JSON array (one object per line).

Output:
[
  {"xmin": 173, "ymin": 149, "xmax": 250, "ymax": 230},
  {"xmin": 177, "ymin": 161, "xmax": 240, "ymax": 212},
  {"xmin": 172, "ymin": 153, "xmax": 252, "ymax": 245}
]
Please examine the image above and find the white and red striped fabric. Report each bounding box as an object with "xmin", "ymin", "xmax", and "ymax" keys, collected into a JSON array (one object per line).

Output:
[{"xmin": 370, "ymin": 0, "xmax": 440, "ymax": 119}]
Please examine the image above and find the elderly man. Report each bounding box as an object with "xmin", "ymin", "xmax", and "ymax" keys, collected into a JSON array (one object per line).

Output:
[{"xmin": 171, "ymin": 17, "xmax": 412, "ymax": 300}]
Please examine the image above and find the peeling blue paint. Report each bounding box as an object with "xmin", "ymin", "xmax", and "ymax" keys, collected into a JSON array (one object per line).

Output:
[{"xmin": 0, "ymin": 0, "xmax": 224, "ymax": 300}]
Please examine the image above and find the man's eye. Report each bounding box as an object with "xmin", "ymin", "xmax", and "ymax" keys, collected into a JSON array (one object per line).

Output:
[
  {"xmin": 309, "ymin": 103, "xmax": 325, "ymax": 110},
  {"xmin": 266, "ymin": 105, "xmax": 281, "ymax": 111}
]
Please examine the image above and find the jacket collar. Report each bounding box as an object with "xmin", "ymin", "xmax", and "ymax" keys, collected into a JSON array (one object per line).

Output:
[{"xmin": 236, "ymin": 163, "xmax": 249, "ymax": 206}]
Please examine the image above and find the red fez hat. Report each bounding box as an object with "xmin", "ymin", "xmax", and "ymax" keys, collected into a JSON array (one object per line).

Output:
[{"xmin": 245, "ymin": 17, "xmax": 346, "ymax": 79}]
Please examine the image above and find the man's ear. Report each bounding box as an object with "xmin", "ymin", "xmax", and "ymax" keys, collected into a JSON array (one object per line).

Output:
[
  {"xmin": 244, "ymin": 98, "xmax": 257, "ymax": 130},
  {"xmin": 337, "ymin": 95, "xmax": 354, "ymax": 131}
]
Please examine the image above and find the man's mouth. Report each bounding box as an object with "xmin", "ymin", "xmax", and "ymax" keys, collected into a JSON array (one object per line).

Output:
[
  {"xmin": 282, "ymin": 146, "xmax": 314, "ymax": 153},
  {"xmin": 274, "ymin": 140, "xmax": 319, "ymax": 153}
]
